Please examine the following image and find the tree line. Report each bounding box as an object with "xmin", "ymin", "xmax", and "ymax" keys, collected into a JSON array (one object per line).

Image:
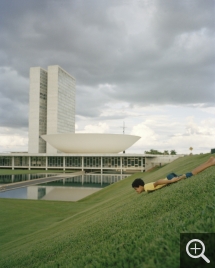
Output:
[{"xmin": 144, "ymin": 149, "xmax": 177, "ymax": 155}]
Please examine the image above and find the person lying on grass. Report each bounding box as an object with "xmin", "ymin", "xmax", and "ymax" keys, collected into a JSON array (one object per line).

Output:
[{"xmin": 132, "ymin": 156, "xmax": 215, "ymax": 193}]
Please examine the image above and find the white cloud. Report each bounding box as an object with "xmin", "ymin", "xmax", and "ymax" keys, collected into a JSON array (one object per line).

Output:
[
  {"xmin": 131, "ymin": 122, "xmax": 157, "ymax": 142},
  {"xmin": 185, "ymin": 117, "xmax": 215, "ymax": 136},
  {"xmin": 125, "ymin": 107, "xmax": 215, "ymax": 154},
  {"xmin": 128, "ymin": 121, "xmax": 159, "ymax": 153},
  {"xmin": 168, "ymin": 134, "xmax": 214, "ymax": 155},
  {"xmin": 199, "ymin": 106, "xmax": 215, "ymax": 115},
  {"xmin": 77, "ymin": 122, "xmax": 110, "ymax": 133},
  {"xmin": 167, "ymin": 117, "xmax": 215, "ymax": 154},
  {"xmin": 0, "ymin": 127, "xmax": 28, "ymax": 152}
]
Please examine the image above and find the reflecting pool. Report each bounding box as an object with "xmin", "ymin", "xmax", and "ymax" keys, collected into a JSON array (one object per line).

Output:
[
  {"xmin": 0, "ymin": 173, "xmax": 129, "ymax": 201},
  {"xmin": 0, "ymin": 186, "xmax": 102, "ymax": 201}
]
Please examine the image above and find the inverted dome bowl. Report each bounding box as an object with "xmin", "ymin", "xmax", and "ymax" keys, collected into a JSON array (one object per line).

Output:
[{"xmin": 41, "ymin": 133, "xmax": 140, "ymax": 153}]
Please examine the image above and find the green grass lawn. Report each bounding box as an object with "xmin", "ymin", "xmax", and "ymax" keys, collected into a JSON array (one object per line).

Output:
[{"xmin": 0, "ymin": 154, "xmax": 215, "ymax": 268}]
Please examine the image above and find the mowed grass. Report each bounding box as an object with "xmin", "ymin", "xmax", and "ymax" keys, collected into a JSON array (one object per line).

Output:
[{"xmin": 0, "ymin": 154, "xmax": 215, "ymax": 268}]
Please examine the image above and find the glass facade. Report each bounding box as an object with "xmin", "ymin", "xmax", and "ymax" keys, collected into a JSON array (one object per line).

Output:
[
  {"xmin": 14, "ymin": 157, "xmax": 29, "ymax": 166},
  {"xmin": 57, "ymin": 68, "xmax": 75, "ymax": 133},
  {"xmin": 84, "ymin": 157, "xmax": 101, "ymax": 168},
  {"xmin": 0, "ymin": 155, "xmax": 145, "ymax": 170},
  {"xmin": 30, "ymin": 157, "xmax": 46, "ymax": 167},
  {"xmin": 103, "ymin": 157, "xmax": 120, "ymax": 168},
  {"xmin": 66, "ymin": 157, "xmax": 82, "ymax": 167},
  {"xmin": 122, "ymin": 157, "xmax": 143, "ymax": 168},
  {"xmin": 39, "ymin": 69, "xmax": 48, "ymax": 153},
  {"xmin": 0, "ymin": 156, "xmax": 12, "ymax": 166},
  {"xmin": 48, "ymin": 157, "xmax": 63, "ymax": 167}
]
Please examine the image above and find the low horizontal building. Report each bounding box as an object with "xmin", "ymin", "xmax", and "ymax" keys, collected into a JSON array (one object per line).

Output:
[{"xmin": 0, "ymin": 153, "xmax": 183, "ymax": 173}]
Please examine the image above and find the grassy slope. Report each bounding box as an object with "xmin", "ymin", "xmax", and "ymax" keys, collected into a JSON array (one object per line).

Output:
[{"xmin": 0, "ymin": 154, "xmax": 215, "ymax": 268}]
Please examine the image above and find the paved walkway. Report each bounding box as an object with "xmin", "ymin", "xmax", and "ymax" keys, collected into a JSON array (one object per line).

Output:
[{"xmin": 0, "ymin": 171, "xmax": 85, "ymax": 192}]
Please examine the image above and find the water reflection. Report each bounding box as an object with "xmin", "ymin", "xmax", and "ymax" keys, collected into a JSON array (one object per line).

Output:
[
  {"xmin": 0, "ymin": 186, "xmax": 102, "ymax": 201},
  {"xmin": 0, "ymin": 173, "xmax": 129, "ymax": 201},
  {"xmin": 0, "ymin": 173, "xmax": 128, "ymax": 185},
  {"xmin": 0, "ymin": 173, "xmax": 57, "ymax": 184},
  {"xmin": 62, "ymin": 174, "xmax": 128, "ymax": 186}
]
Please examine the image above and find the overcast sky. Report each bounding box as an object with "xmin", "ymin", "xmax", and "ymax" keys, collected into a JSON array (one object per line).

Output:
[{"xmin": 0, "ymin": 0, "xmax": 214, "ymax": 154}]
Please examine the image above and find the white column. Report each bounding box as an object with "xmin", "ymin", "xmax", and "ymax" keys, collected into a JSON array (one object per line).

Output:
[
  {"xmin": 29, "ymin": 156, "xmax": 31, "ymax": 170},
  {"xmin": 46, "ymin": 157, "xmax": 48, "ymax": 171},
  {"xmin": 141, "ymin": 157, "xmax": 143, "ymax": 172},
  {"xmin": 120, "ymin": 157, "xmax": 122, "ymax": 177},
  {"xmin": 12, "ymin": 156, "xmax": 14, "ymax": 170},
  {"xmin": 82, "ymin": 156, "xmax": 84, "ymax": 185},
  {"xmin": 101, "ymin": 157, "xmax": 103, "ymax": 174},
  {"xmin": 63, "ymin": 156, "xmax": 65, "ymax": 171},
  {"xmin": 101, "ymin": 157, "xmax": 103, "ymax": 185},
  {"xmin": 82, "ymin": 156, "xmax": 84, "ymax": 171}
]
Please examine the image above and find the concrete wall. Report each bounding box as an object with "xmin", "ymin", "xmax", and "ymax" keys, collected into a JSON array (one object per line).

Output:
[
  {"xmin": 28, "ymin": 67, "xmax": 47, "ymax": 153},
  {"xmin": 46, "ymin": 66, "xmax": 59, "ymax": 154},
  {"xmin": 145, "ymin": 155, "xmax": 182, "ymax": 171}
]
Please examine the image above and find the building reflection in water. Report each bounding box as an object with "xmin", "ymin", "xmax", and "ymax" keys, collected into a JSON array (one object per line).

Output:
[{"xmin": 0, "ymin": 173, "xmax": 129, "ymax": 201}]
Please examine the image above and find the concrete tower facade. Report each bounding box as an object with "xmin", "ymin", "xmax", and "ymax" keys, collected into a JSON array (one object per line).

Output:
[
  {"xmin": 28, "ymin": 67, "xmax": 48, "ymax": 153},
  {"xmin": 46, "ymin": 65, "xmax": 76, "ymax": 153},
  {"xmin": 28, "ymin": 65, "xmax": 76, "ymax": 154}
]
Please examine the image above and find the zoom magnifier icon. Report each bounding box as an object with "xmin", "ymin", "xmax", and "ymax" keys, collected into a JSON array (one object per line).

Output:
[{"xmin": 186, "ymin": 239, "xmax": 210, "ymax": 263}]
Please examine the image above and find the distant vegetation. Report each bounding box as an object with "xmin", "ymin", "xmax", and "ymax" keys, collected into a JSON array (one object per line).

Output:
[
  {"xmin": 145, "ymin": 149, "xmax": 177, "ymax": 155},
  {"xmin": 0, "ymin": 153, "xmax": 214, "ymax": 268}
]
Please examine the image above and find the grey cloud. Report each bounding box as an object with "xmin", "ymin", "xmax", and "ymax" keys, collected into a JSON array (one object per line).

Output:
[
  {"xmin": 0, "ymin": 96, "xmax": 28, "ymax": 128},
  {"xmin": 153, "ymin": 0, "xmax": 215, "ymax": 47},
  {"xmin": 0, "ymin": 0, "xmax": 214, "ymax": 127},
  {"xmin": 6, "ymin": 4, "xmax": 124, "ymax": 79},
  {"xmin": 0, "ymin": 67, "xmax": 29, "ymax": 128},
  {"xmin": 76, "ymin": 85, "xmax": 113, "ymax": 117}
]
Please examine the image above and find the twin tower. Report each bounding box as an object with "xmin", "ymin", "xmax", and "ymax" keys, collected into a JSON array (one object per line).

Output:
[{"xmin": 28, "ymin": 65, "xmax": 76, "ymax": 154}]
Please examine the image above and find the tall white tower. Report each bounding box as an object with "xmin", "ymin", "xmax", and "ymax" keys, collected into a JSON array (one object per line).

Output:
[
  {"xmin": 28, "ymin": 67, "xmax": 48, "ymax": 153},
  {"xmin": 46, "ymin": 65, "xmax": 76, "ymax": 153},
  {"xmin": 28, "ymin": 65, "xmax": 76, "ymax": 154}
]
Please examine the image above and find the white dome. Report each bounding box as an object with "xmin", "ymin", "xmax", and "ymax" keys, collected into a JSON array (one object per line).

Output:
[{"xmin": 41, "ymin": 133, "xmax": 140, "ymax": 153}]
